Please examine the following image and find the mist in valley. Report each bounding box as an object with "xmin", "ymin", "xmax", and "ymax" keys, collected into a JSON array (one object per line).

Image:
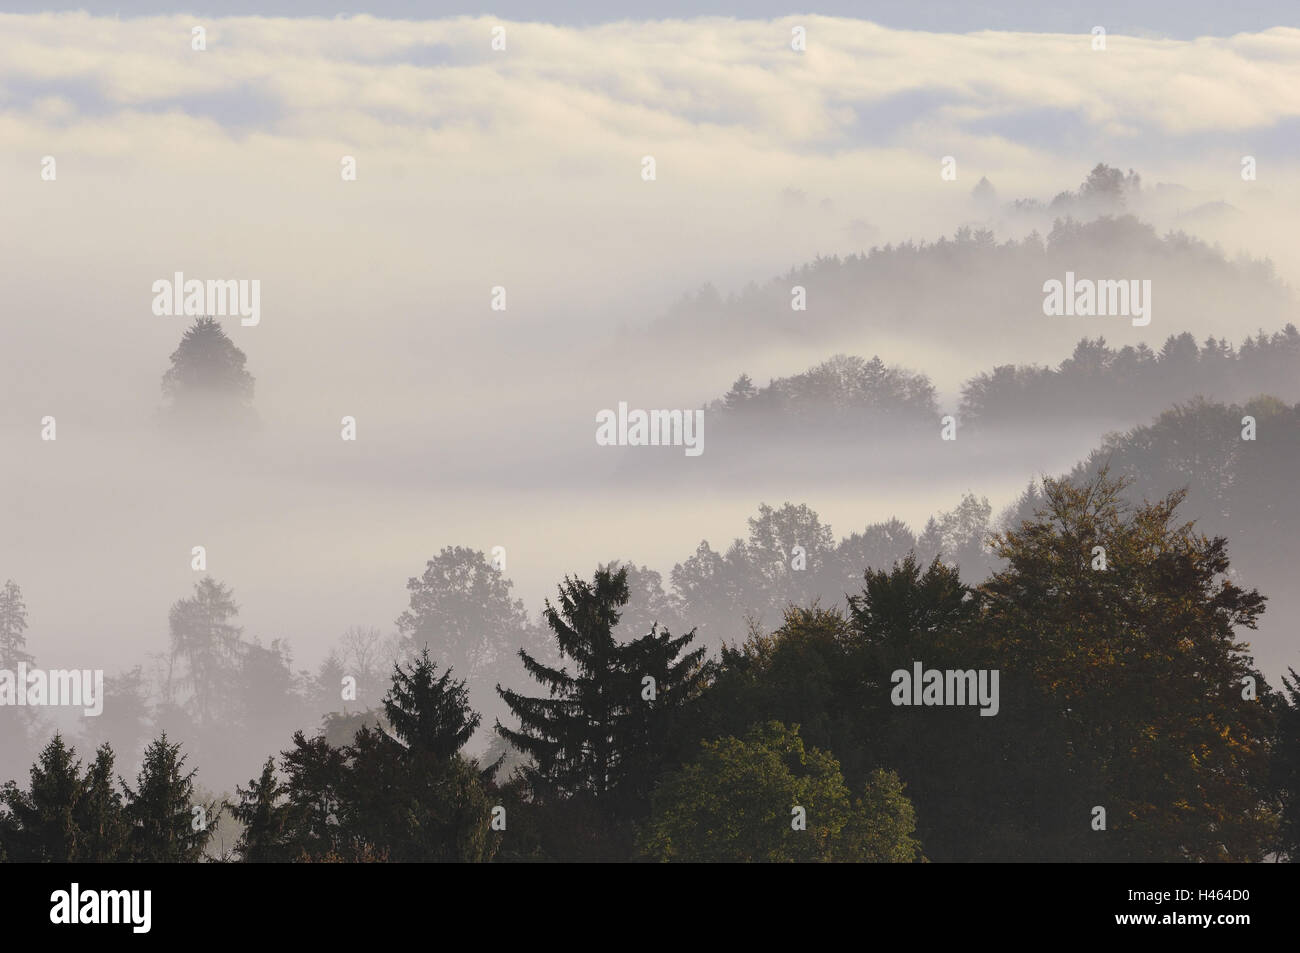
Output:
[{"xmin": 2, "ymin": 14, "xmax": 1299, "ymax": 860}]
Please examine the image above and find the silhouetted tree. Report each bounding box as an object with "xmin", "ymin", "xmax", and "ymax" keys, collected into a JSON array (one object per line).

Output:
[
  {"xmin": 122, "ymin": 733, "xmax": 216, "ymax": 862},
  {"xmin": 161, "ymin": 317, "xmax": 254, "ymax": 418},
  {"xmin": 0, "ymin": 734, "xmax": 82, "ymax": 861},
  {"xmin": 381, "ymin": 647, "xmax": 478, "ymax": 758},
  {"xmin": 229, "ymin": 757, "xmax": 290, "ymax": 862},
  {"xmin": 76, "ymin": 745, "xmax": 129, "ymax": 862}
]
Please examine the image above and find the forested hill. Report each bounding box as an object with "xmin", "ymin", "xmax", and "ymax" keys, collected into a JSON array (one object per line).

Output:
[
  {"xmin": 707, "ymin": 324, "xmax": 1300, "ymax": 433},
  {"xmin": 649, "ymin": 167, "xmax": 1293, "ymax": 363}
]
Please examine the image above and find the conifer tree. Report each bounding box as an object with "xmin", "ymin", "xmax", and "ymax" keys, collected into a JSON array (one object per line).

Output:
[
  {"xmin": 76, "ymin": 744, "xmax": 128, "ymax": 862},
  {"xmin": 496, "ymin": 567, "xmax": 705, "ymax": 806},
  {"xmin": 122, "ymin": 733, "xmax": 216, "ymax": 862},
  {"xmin": 382, "ymin": 647, "xmax": 479, "ymax": 758},
  {"xmin": 161, "ymin": 317, "xmax": 254, "ymax": 411},
  {"xmin": 1273, "ymin": 667, "xmax": 1300, "ymax": 861},
  {"xmin": 230, "ymin": 757, "xmax": 289, "ymax": 862},
  {"xmin": 280, "ymin": 730, "xmax": 347, "ymax": 859},
  {"xmin": 0, "ymin": 734, "xmax": 82, "ymax": 861}
]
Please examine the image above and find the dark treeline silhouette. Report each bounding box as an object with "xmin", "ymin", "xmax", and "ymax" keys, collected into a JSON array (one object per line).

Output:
[
  {"xmin": 959, "ymin": 327, "xmax": 1300, "ymax": 428},
  {"xmin": 4, "ymin": 470, "xmax": 1298, "ymax": 861},
  {"xmin": 707, "ymin": 325, "xmax": 1300, "ymax": 441}
]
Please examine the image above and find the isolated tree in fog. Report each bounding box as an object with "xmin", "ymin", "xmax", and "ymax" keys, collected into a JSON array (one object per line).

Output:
[
  {"xmin": 161, "ymin": 316, "xmax": 254, "ymax": 410},
  {"xmin": 0, "ymin": 579, "xmax": 32, "ymax": 667}
]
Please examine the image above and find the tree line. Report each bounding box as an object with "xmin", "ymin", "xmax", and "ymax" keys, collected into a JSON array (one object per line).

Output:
[
  {"xmin": 3, "ymin": 468, "xmax": 1299, "ymax": 861},
  {"xmin": 710, "ymin": 325, "xmax": 1300, "ymax": 434}
]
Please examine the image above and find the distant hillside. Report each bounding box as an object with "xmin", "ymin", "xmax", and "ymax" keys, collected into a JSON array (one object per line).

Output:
[
  {"xmin": 648, "ymin": 167, "xmax": 1294, "ymax": 366},
  {"xmin": 702, "ymin": 323, "xmax": 1300, "ymax": 441}
]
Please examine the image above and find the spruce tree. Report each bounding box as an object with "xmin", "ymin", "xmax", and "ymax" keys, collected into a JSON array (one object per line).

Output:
[
  {"xmin": 0, "ymin": 734, "xmax": 82, "ymax": 861},
  {"xmin": 161, "ymin": 316, "xmax": 255, "ymax": 420},
  {"xmin": 230, "ymin": 757, "xmax": 289, "ymax": 862},
  {"xmin": 496, "ymin": 566, "xmax": 705, "ymax": 806},
  {"xmin": 1274, "ymin": 667, "xmax": 1300, "ymax": 861},
  {"xmin": 76, "ymin": 744, "xmax": 128, "ymax": 862},
  {"xmin": 382, "ymin": 646, "xmax": 479, "ymax": 758},
  {"xmin": 280, "ymin": 730, "xmax": 347, "ymax": 859},
  {"xmin": 122, "ymin": 733, "xmax": 216, "ymax": 862}
]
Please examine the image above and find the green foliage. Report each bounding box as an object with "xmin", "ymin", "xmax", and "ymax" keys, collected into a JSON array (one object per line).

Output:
[
  {"xmin": 979, "ymin": 468, "xmax": 1275, "ymax": 860},
  {"xmin": 641, "ymin": 721, "xmax": 921, "ymax": 862},
  {"xmin": 497, "ymin": 567, "xmax": 706, "ymax": 803},
  {"xmin": 0, "ymin": 734, "xmax": 83, "ymax": 861},
  {"xmin": 279, "ymin": 649, "xmax": 498, "ymax": 862},
  {"xmin": 76, "ymin": 745, "xmax": 129, "ymax": 862},
  {"xmin": 122, "ymin": 733, "xmax": 218, "ymax": 862}
]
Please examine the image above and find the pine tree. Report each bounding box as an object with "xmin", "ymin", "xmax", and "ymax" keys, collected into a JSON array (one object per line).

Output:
[
  {"xmin": 76, "ymin": 744, "xmax": 128, "ymax": 861},
  {"xmin": 496, "ymin": 567, "xmax": 705, "ymax": 806},
  {"xmin": 230, "ymin": 757, "xmax": 289, "ymax": 862},
  {"xmin": 122, "ymin": 733, "xmax": 216, "ymax": 862},
  {"xmin": 381, "ymin": 646, "xmax": 479, "ymax": 758},
  {"xmin": 0, "ymin": 734, "xmax": 82, "ymax": 861}
]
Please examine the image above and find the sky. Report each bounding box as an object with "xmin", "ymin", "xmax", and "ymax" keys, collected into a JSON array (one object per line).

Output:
[{"xmin": 4, "ymin": 1, "xmax": 1297, "ymax": 37}]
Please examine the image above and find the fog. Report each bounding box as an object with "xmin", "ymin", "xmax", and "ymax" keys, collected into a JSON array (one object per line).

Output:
[{"xmin": 2, "ymin": 14, "xmax": 1299, "ymax": 794}]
